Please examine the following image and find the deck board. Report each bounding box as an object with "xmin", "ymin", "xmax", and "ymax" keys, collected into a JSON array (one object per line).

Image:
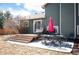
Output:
[{"xmin": 6, "ymin": 34, "xmax": 39, "ymax": 43}]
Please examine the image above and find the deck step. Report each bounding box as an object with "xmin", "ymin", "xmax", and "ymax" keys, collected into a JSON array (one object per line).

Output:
[{"xmin": 6, "ymin": 34, "xmax": 38, "ymax": 43}]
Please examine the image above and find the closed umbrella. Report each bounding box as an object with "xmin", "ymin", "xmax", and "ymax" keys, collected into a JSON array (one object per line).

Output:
[{"xmin": 48, "ymin": 16, "xmax": 54, "ymax": 33}]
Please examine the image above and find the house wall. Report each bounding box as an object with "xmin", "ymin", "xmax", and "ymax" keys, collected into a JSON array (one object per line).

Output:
[
  {"xmin": 61, "ymin": 3, "xmax": 74, "ymax": 37},
  {"xmin": 27, "ymin": 20, "xmax": 33, "ymax": 34},
  {"xmin": 44, "ymin": 3, "xmax": 75, "ymax": 38},
  {"xmin": 43, "ymin": 3, "xmax": 60, "ymax": 34}
]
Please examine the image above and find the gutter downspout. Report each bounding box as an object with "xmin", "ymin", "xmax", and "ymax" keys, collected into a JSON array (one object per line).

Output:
[
  {"xmin": 60, "ymin": 3, "xmax": 62, "ymax": 35},
  {"xmin": 74, "ymin": 3, "xmax": 76, "ymax": 38}
]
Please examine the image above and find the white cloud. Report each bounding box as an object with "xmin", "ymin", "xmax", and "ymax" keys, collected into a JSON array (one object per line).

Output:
[
  {"xmin": 7, "ymin": 8, "xmax": 18, "ymax": 17},
  {"xmin": 16, "ymin": 3, "xmax": 21, "ymax": 6},
  {"xmin": 23, "ymin": 0, "xmax": 45, "ymax": 12},
  {"xmin": 24, "ymin": 4, "xmax": 44, "ymax": 12},
  {"xmin": 8, "ymin": 7, "xmax": 13, "ymax": 11},
  {"xmin": 7, "ymin": 8, "xmax": 31, "ymax": 17},
  {"xmin": 18, "ymin": 10, "xmax": 31, "ymax": 16},
  {"xmin": 2, "ymin": 0, "xmax": 46, "ymax": 17}
]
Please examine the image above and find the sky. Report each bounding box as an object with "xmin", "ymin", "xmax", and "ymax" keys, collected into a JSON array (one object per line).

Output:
[
  {"xmin": 0, "ymin": 0, "xmax": 45, "ymax": 17},
  {"xmin": 0, "ymin": 0, "xmax": 79, "ymax": 17}
]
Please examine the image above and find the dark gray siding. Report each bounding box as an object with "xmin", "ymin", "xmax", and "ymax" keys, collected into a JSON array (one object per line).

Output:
[
  {"xmin": 44, "ymin": 3, "xmax": 60, "ymax": 34},
  {"xmin": 44, "ymin": 3, "xmax": 75, "ymax": 38},
  {"xmin": 61, "ymin": 3, "xmax": 74, "ymax": 37},
  {"xmin": 27, "ymin": 20, "xmax": 33, "ymax": 34},
  {"xmin": 77, "ymin": 4, "xmax": 79, "ymax": 25}
]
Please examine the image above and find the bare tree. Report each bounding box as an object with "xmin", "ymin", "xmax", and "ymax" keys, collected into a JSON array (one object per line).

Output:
[{"xmin": 4, "ymin": 11, "xmax": 12, "ymax": 20}]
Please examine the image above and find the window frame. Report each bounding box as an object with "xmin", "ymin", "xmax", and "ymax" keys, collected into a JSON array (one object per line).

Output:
[
  {"xmin": 47, "ymin": 26, "xmax": 59, "ymax": 34},
  {"xmin": 33, "ymin": 20, "xmax": 43, "ymax": 33}
]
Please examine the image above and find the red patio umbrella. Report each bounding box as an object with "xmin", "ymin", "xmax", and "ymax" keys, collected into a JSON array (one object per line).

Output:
[{"xmin": 48, "ymin": 16, "xmax": 54, "ymax": 33}]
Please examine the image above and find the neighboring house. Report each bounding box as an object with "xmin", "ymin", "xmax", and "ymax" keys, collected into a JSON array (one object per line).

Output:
[
  {"xmin": 9, "ymin": 12, "xmax": 45, "ymax": 34},
  {"xmin": 15, "ymin": 12, "xmax": 45, "ymax": 34},
  {"xmin": 42, "ymin": 3, "xmax": 79, "ymax": 38},
  {"xmin": 27, "ymin": 13, "xmax": 45, "ymax": 34}
]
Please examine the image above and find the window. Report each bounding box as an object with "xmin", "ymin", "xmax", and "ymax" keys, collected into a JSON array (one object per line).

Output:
[
  {"xmin": 54, "ymin": 26, "xmax": 59, "ymax": 34},
  {"xmin": 47, "ymin": 26, "xmax": 59, "ymax": 34},
  {"xmin": 33, "ymin": 20, "xmax": 43, "ymax": 33}
]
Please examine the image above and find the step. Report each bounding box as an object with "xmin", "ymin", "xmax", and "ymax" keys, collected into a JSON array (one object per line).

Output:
[{"xmin": 6, "ymin": 35, "xmax": 38, "ymax": 43}]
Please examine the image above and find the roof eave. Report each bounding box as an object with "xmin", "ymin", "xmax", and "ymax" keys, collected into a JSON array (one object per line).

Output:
[{"xmin": 41, "ymin": 3, "xmax": 48, "ymax": 9}]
